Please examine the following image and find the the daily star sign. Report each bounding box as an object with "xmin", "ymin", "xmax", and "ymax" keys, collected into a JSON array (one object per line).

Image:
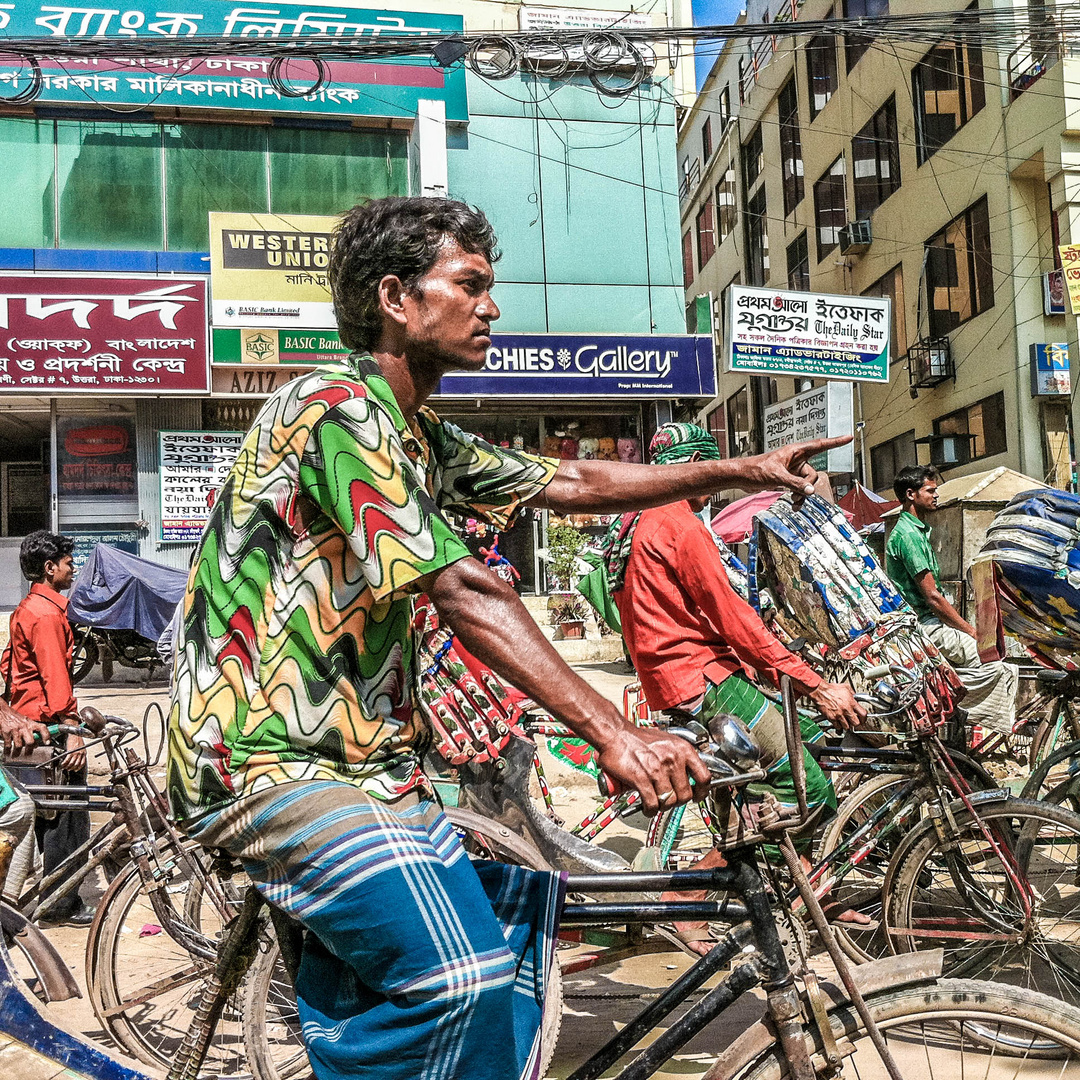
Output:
[
  {"xmin": 727, "ymin": 285, "xmax": 890, "ymax": 383},
  {"xmin": 437, "ymin": 334, "xmax": 716, "ymax": 398},
  {"xmin": 0, "ymin": 273, "xmax": 210, "ymax": 394}
]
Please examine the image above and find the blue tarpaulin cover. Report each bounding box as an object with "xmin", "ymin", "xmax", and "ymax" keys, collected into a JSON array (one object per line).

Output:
[{"xmin": 68, "ymin": 544, "xmax": 188, "ymax": 643}]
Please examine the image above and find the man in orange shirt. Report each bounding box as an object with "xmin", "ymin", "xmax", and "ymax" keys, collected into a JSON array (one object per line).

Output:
[{"xmin": 1, "ymin": 530, "xmax": 92, "ymax": 925}]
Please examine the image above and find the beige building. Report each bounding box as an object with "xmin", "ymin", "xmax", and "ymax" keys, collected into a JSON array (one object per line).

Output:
[{"xmin": 678, "ymin": 0, "xmax": 1079, "ymax": 496}]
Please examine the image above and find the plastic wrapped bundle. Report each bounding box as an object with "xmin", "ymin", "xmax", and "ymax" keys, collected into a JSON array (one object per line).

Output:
[
  {"xmin": 749, "ymin": 494, "xmax": 907, "ymax": 648},
  {"xmin": 977, "ymin": 488, "xmax": 1080, "ymax": 669},
  {"xmin": 749, "ymin": 494, "xmax": 963, "ymax": 731}
]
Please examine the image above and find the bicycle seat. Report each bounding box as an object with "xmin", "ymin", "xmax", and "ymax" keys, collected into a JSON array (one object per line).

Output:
[
  {"xmin": 457, "ymin": 734, "xmax": 630, "ymax": 874},
  {"xmin": 1037, "ymin": 669, "xmax": 1071, "ymax": 684}
]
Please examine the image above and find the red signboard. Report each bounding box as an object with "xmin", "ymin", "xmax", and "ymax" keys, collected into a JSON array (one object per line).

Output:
[{"xmin": 0, "ymin": 274, "xmax": 210, "ymax": 394}]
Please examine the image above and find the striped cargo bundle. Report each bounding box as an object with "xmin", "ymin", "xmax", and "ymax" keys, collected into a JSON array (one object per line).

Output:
[
  {"xmin": 749, "ymin": 494, "xmax": 964, "ymax": 732},
  {"xmin": 413, "ymin": 599, "xmax": 527, "ymax": 766},
  {"xmin": 976, "ymin": 488, "xmax": 1080, "ymax": 671}
]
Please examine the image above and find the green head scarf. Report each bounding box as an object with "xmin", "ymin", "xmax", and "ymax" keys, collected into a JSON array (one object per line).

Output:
[{"xmin": 602, "ymin": 423, "xmax": 721, "ymax": 592}]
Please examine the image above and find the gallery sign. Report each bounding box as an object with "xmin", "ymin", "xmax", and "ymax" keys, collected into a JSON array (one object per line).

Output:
[
  {"xmin": 209, "ymin": 213, "xmax": 337, "ymax": 329},
  {"xmin": 159, "ymin": 431, "xmax": 245, "ymax": 541},
  {"xmin": 727, "ymin": 285, "xmax": 890, "ymax": 384},
  {"xmin": 437, "ymin": 334, "xmax": 717, "ymax": 399},
  {"xmin": 763, "ymin": 382, "xmax": 854, "ymax": 473},
  {"xmin": 0, "ymin": 273, "xmax": 209, "ymax": 393},
  {"xmin": 0, "ymin": 5, "xmax": 467, "ymax": 120}
]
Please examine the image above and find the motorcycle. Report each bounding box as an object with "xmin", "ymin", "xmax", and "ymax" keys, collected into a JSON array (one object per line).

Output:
[{"xmin": 68, "ymin": 544, "xmax": 188, "ymax": 685}]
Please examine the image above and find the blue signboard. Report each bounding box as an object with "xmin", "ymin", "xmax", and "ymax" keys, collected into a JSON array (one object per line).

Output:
[
  {"xmin": 437, "ymin": 334, "xmax": 717, "ymax": 399},
  {"xmin": 0, "ymin": 4, "xmax": 467, "ymax": 120}
]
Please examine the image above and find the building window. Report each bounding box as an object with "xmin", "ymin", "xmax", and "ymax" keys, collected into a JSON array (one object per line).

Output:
[
  {"xmin": 934, "ymin": 392, "xmax": 1007, "ymax": 462},
  {"xmin": 925, "ymin": 196, "xmax": 993, "ymax": 336},
  {"xmin": 745, "ymin": 187, "xmax": 769, "ymax": 287},
  {"xmin": 870, "ymin": 429, "xmax": 916, "ymax": 492},
  {"xmin": 0, "ymin": 116, "xmax": 407, "ymax": 252},
  {"xmin": 742, "ymin": 125, "xmax": 764, "ymax": 195},
  {"xmin": 705, "ymin": 404, "xmax": 728, "ymax": 459},
  {"xmin": 862, "ymin": 264, "xmax": 907, "ymax": 358},
  {"xmin": 807, "ymin": 34, "xmax": 838, "ymax": 118},
  {"xmin": 787, "ymin": 232, "xmax": 810, "ymax": 291},
  {"xmin": 715, "ymin": 164, "xmax": 738, "ymax": 244},
  {"xmin": 778, "ymin": 78, "xmax": 804, "ymax": 217},
  {"xmin": 727, "ymin": 386, "xmax": 751, "ymax": 457},
  {"xmin": 719, "ymin": 86, "xmax": 731, "ymax": 128},
  {"xmin": 682, "ymin": 230, "xmax": 695, "ymax": 287},
  {"xmin": 814, "ymin": 155, "xmax": 847, "ymax": 260},
  {"xmin": 853, "ymin": 97, "xmax": 900, "ymax": 219},
  {"xmin": 57, "ymin": 121, "xmax": 165, "ymax": 249},
  {"xmin": 696, "ymin": 201, "xmax": 716, "ymax": 269},
  {"xmin": 702, "ymin": 117, "xmax": 713, "ymax": 163},
  {"xmin": 913, "ymin": 37, "xmax": 985, "ymax": 164},
  {"xmin": 844, "ymin": 0, "xmax": 889, "ymax": 70}
]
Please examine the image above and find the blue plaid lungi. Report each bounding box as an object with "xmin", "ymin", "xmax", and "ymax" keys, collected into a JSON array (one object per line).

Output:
[{"xmin": 185, "ymin": 781, "xmax": 565, "ymax": 1080}]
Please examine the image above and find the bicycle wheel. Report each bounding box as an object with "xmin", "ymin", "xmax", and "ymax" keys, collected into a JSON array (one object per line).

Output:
[
  {"xmin": 86, "ymin": 853, "xmax": 250, "ymax": 1075},
  {"xmin": 732, "ymin": 979, "xmax": 1080, "ymax": 1080},
  {"xmin": 647, "ymin": 801, "xmax": 718, "ymax": 870},
  {"xmin": 885, "ymin": 798, "xmax": 1080, "ymax": 1005},
  {"xmin": 70, "ymin": 626, "xmax": 98, "ymax": 684},
  {"xmin": 1022, "ymin": 738, "xmax": 1080, "ymax": 815},
  {"xmin": 1030, "ymin": 697, "xmax": 1080, "ymax": 770},
  {"xmin": 242, "ymin": 808, "xmax": 563, "ymax": 1080},
  {"xmin": 816, "ymin": 773, "xmax": 907, "ymax": 964}
]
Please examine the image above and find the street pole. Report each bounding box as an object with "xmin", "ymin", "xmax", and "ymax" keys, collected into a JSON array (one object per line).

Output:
[{"xmin": 855, "ymin": 382, "xmax": 868, "ymax": 488}]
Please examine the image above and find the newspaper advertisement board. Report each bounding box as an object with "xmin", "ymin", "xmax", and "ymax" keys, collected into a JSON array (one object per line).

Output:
[
  {"xmin": 727, "ymin": 284, "xmax": 890, "ymax": 383},
  {"xmin": 763, "ymin": 382, "xmax": 855, "ymax": 473},
  {"xmin": 159, "ymin": 431, "xmax": 244, "ymax": 541}
]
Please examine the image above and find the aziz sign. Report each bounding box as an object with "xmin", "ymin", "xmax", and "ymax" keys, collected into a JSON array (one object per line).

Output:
[
  {"xmin": 0, "ymin": 274, "xmax": 209, "ymax": 394},
  {"xmin": 0, "ymin": 5, "xmax": 467, "ymax": 120},
  {"xmin": 437, "ymin": 334, "xmax": 716, "ymax": 398},
  {"xmin": 727, "ymin": 285, "xmax": 890, "ymax": 383}
]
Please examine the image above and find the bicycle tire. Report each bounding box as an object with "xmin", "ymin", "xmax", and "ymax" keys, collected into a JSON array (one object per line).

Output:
[
  {"xmin": 816, "ymin": 773, "xmax": 906, "ymax": 964},
  {"xmin": 86, "ymin": 854, "xmax": 250, "ymax": 1075},
  {"xmin": 70, "ymin": 627, "xmax": 98, "ymax": 684},
  {"xmin": 1021, "ymin": 737, "xmax": 1080, "ymax": 814},
  {"xmin": 884, "ymin": 797, "xmax": 1080, "ymax": 1006},
  {"xmin": 241, "ymin": 807, "xmax": 563, "ymax": 1080},
  {"xmin": 1030, "ymin": 698, "xmax": 1080, "ymax": 770},
  {"xmin": 729, "ymin": 979, "xmax": 1080, "ymax": 1080}
]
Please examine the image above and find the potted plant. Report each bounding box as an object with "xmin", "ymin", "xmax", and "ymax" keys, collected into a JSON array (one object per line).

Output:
[
  {"xmin": 546, "ymin": 522, "xmax": 586, "ymax": 591},
  {"xmin": 548, "ymin": 593, "xmax": 591, "ymax": 640}
]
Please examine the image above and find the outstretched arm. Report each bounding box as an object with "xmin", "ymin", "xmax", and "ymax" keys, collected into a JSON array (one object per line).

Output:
[
  {"xmin": 422, "ymin": 557, "xmax": 711, "ymax": 814},
  {"xmin": 532, "ymin": 437, "xmax": 850, "ymax": 515}
]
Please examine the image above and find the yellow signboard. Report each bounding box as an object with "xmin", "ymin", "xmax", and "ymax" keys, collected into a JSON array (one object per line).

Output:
[
  {"xmin": 209, "ymin": 212, "xmax": 338, "ymax": 329},
  {"xmin": 1058, "ymin": 244, "xmax": 1080, "ymax": 315}
]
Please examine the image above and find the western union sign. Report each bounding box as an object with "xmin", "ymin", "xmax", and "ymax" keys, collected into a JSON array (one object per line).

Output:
[{"xmin": 209, "ymin": 212, "xmax": 338, "ymax": 329}]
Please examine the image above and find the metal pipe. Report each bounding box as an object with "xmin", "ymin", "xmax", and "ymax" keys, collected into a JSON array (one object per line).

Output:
[
  {"xmin": 49, "ymin": 397, "xmax": 58, "ymax": 532},
  {"xmin": 565, "ymin": 921, "xmax": 755, "ymax": 1080},
  {"xmin": 565, "ymin": 868, "xmax": 738, "ymax": 894},
  {"xmin": 561, "ymin": 901, "xmax": 731, "ymax": 924},
  {"xmin": 614, "ymin": 959, "xmax": 764, "ymax": 1080}
]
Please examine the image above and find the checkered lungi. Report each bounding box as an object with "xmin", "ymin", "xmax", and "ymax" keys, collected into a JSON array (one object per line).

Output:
[{"xmin": 185, "ymin": 781, "xmax": 565, "ymax": 1080}]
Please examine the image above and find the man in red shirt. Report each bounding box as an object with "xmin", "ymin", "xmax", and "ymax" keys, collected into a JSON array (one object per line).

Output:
[
  {"xmin": 605, "ymin": 424, "xmax": 865, "ymax": 950},
  {"xmin": 1, "ymin": 530, "xmax": 92, "ymax": 925}
]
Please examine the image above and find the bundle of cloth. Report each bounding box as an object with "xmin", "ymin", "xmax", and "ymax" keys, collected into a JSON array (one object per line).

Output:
[
  {"xmin": 750, "ymin": 494, "xmax": 965, "ymax": 733},
  {"xmin": 975, "ymin": 488, "xmax": 1080, "ymax": 671}
]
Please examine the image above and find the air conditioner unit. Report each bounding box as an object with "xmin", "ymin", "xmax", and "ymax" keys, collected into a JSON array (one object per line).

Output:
[{"xmin": 838, "ymin": 219, "xmax": 872, "ymax": 255}]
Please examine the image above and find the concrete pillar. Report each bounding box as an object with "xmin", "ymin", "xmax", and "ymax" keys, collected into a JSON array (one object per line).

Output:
[{"xmin": 413, "ymin": 98, "xmax": 447, "ymax": 198}]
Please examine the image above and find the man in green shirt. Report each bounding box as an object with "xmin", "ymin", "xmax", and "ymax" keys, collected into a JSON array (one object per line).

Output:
[{"xmin": 885, "ymin": 464, "xmax": 1016, "ymax": 733}]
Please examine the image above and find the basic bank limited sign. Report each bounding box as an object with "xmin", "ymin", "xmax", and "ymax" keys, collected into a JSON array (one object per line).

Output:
[{"xmin": 437, "ymin": 334, "xmax": 716, "ymax": 398}]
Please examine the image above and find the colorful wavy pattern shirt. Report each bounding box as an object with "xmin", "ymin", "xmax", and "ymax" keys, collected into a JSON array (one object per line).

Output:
[{"xmin": 167, "ymin": 354, "xmax": 557, "ymax": 823}]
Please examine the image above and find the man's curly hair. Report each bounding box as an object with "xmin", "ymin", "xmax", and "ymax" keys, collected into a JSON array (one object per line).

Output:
[{"xmin": 329, "ymin": 197, "xmax": 500, "ymax": 352}]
